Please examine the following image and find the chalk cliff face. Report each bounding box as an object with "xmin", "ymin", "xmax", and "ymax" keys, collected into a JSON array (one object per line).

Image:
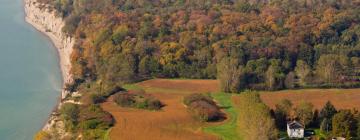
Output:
[{"xmin": 25, "ymin": 0, "xmax": 74, "ymax": 99}]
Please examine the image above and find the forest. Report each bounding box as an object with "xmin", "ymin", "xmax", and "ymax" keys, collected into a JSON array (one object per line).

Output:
[
  {"xmin": 34, "ymin": 0, "xmax": 360, "ymax": 139},
  {"xmin": 36, "ymin": 0, "xmax": 360, "ymax": 93}
]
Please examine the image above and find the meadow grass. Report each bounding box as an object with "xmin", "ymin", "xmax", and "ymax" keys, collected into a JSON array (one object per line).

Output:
[
  {"xmin": 203, "ymin": 93, "xmax": 243, "ymax": 140},
  {"xmin": 103, "ymin": 128, "xmax": 112, "ymax": 140},
  {"xmin": 123, "ymin": 84, "xmax": 143, "ymax": 91}
]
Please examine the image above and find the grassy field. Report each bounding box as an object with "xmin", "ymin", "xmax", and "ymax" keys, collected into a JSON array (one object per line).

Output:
[{"xmin": 203, "ymin": 93, "xmax": 242, "ymax": 140}]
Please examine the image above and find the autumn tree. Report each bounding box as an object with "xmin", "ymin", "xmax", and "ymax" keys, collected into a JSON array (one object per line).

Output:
[
  {"xmin": 294, "ymin": 101, "xmax": 314, "ymax": 128},
  {"xmin": 237, "ymin": 92, "xmax": 278, "ymax": 140},
  {"xmin": 217, "ymin": 57, "xmax": 246, "ymax": 93}
]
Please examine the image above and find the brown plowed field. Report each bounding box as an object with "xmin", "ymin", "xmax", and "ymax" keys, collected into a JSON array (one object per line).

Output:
[
  {"xmin": 260, "ymin": 89, "xmax": 360, "ymax": 110},
  {"xmin": 102, "ymin": 79, "xmax": 360, "ymax": 140},
  {"xmin": 101, "ymin": 79, "xmax": 220, "ymax": 140}
]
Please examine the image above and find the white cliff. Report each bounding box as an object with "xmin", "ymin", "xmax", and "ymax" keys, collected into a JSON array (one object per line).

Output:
[{"xmin": 25, "ymin": 0, "xmax": 74, "ymax": 99}]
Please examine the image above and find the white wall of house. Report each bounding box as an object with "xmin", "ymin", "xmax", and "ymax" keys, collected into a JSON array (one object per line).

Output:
[{"xmin": 287, "ymin": 126, "xmax": 304, "ymax": 138}]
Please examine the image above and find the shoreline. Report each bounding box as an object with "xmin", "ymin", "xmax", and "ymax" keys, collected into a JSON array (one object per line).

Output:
[{"xmin": 24, "ymin": 0, "xmax": 74, "ymax": 132}]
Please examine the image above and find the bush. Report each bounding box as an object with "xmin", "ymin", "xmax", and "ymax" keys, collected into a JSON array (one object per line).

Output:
[
  {"xmin": 189, "ymin": 100, "xmax": 224, "ymax": 122},
  {"xmin": 34, "ymin": 131, "xmax": 51, "ymax": 140},
  {"xmin": 113, "ymin": 93, "xmax": 136, "ymax": 107},
  {"xmin": 146, "ymin": 98, "xmax": 163, "ymax": 110},
  {"xmin": 113, "ymin": 92, "xmax": 163, "ymax": 110},
  {"xmin": 183, "ymin": 93, "xmax": 216, "ymax": 106},
  {"xmin": 63, "ymin": 14, "xmax": 81, "ymax": 35},
  {"xmin": 80, "ymin": 119, "xmax": 102, "ymax": 129},
  {"xmin": 60, "ymin": 103, "xmax": 80, "ymax": 131},
  {"xmin": 184, "ymin": 93, "xmax": 223, "ymax": 122},
  {"xmin": 81, "ymin": 93, "xmax": 106, "ymax": 105}
]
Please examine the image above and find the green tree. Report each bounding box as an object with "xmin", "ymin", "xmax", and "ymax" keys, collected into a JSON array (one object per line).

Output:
[
  {"xmin": 285, "ymin": 72, "xmax": 296, "ymax": 89},
  {"xmin": 274, "ymin": 99, "xmax": 293, "ymax": 129},
  {"xmin": 332, "ymin": 110, "xmax": 357, "ymax": 139},
  {"xmin": 294, "ymin": 60, "xmax": 311, "ymax": 86},
  {"xmin": 319, "ymin": 101, "xmax": 337, "ymax": 133},
  {"xmin": 316, "ymin": 54, "xmax": 348, "ymax": 83},
  {"xmin": 265, "ymin": 60, "xmax": 285, "ymax": 90},
  {"xmin": 320, "ymin": 101, "xmax": 337, "ymax": 120},
  {"xmin": 320, "ymin": 118, "xmax": 332, "ymax": 134}
]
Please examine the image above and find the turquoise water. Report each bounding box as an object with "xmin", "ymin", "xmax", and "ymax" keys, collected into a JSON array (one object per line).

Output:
[{"xmin": 0, "ymin": 0, "xmax": 62, "ymax": 139}]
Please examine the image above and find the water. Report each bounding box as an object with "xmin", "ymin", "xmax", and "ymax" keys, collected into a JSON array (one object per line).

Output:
[{"xmin": 0, "ymin": 0, "xmax": 63, "ymax": 139}]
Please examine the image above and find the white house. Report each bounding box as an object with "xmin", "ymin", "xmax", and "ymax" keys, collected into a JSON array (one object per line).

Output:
[{"xmin": 287, "ymin": 121, "xmax": 304, "ymax": 139}]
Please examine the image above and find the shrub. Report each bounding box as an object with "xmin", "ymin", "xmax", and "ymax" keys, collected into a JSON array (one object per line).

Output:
[
  {"xmin": 34, "ymin": 131, "xmax": 51, "ymax": 140},
  {"xmin": 183, "ymin": 93, "xmax": 216, "ymax": 106},
  {"xmin": 113, "ymin": 93, "xmax": 136, "ymax": 107},
  {"xmin": 82, "ymin": 129, "xmax": 108, "ymax": 140},
  {"xmin": 184, "ymin": 93, "xmax": 223, "ymax": 122},
  {"xmin": 81, "ymin": 93, "xmax": 106, "ymax": 105},
  {"xmin": 80, "ymin": 119, "xmax": 102, "ymax": 129},
  {"xmin": 145, "ymin": 98, "xmax": 163, "ymax": 110},
  {"xmin": 189, "ymin": 100, "xmax": 223, "ymax": 122},
  {"xmin": 113, "ymin": 91, "xmax": 163, "ymax": 110},
  {"xmin": 60, "ymin": 103, "xmax": 80, "ymax": 131},
  {"xmin": 63, "ymin": 14, "xmax": 81, "ymax": 35}
]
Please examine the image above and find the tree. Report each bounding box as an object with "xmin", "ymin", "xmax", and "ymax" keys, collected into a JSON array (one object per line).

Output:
[
  {"xmin": 60, "ymin": 103, "xmax": 80, "ymax": 131},
  {"xmin": 265, "ymin": 60, "xmax": 285, "ymax": 90},
  {"xmin": 320, "ymin": 118, "xmax": 332, "ymax": 134},
  {"xmin": 217, "ymin": 57, "xmax": 246, "ymax": 93},
  {"xmin": 316, "ymin": 54, "xmax": 348, "ymax": 83},
  {"xmin": 274, "ymin": 99, "xmax": 293, "ymax": 129},
  {"xmin": 320, "ymin": 101, "xmax": 337, "ymax": 120},
  {"xmin": 332, "ymin": 110, "xmax": 357, "ymax": 139},
  {"xmin": 237, "ymin": 92, "xmax": 278, "ymax": 140},
  {"xmin": 295, "ymin": 60, "xmax": 311, "ymax": 86},
  {"xmin": 356, "ymin": 113, "xmax": 360, "ymax": 139},
  {"xmin": 285, "ymin": 72, "xmax": 296, "ymax": 89},
  {"xmin": 294, "ymin": 101, "xmax": 314, "ymax": 127}
]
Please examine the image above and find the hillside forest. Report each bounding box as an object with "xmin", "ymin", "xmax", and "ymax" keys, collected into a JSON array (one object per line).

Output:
[
  {"xmin": 36, "ymin": 0, "xmax": 360, "ymax": 93},
  {"xmin": 32, "ymin": 0, "xmax": 360, "ymax": 139}
]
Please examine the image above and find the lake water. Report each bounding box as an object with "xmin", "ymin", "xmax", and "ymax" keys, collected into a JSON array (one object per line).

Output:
[{"xmin": 0, "ymin": 0, "xmax": 62, "ymax": 139}]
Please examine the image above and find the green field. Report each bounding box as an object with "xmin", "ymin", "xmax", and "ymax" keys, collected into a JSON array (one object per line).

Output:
[{"xmin": 203, "ymin": 93, "xmax": 243, "ymax": 140}]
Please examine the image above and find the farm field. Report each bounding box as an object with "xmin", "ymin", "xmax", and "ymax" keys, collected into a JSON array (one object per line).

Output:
[
  {"xmin": 101, "ymin": 79, "xmax": 360, "ymax": 140},
  {"xmin": 260, "ymin": 89, "xmax": 360, "ymax": 110},
  {"xmin": 101, "ymin": 79, "xmax": 221, "ymax": 140}
]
